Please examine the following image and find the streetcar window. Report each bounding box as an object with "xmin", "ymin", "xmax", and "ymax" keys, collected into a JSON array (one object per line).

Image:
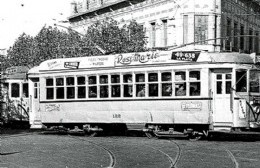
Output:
[
  {"xmin": 136, "ymin": 73, "xmax": 145, "ymax": 97},
  {"xmin": 46, "ymin": 78, "xmax": 53, "ymax": 86},
  {"xmin": 161, "ymin": 72, "xmax": 171, "ymax": 81},
  {"xmin": 89, "ymin": 76, "xmax": 96, "ymax": 84},
  {"xmin": 123, "ymin": 74, "xmax": 132, "ymax": 83},
  {"xmin": 189, "ymin": 71, "xmax": 200, "ymax": 96},
  {"xmin": 175, "ymin": 71, "xmax": 186, "ymax": 96},
  {"xmin": 236, "ymin": 70, "xmax": 247, "ymax": 92},
  {"xmin": 111, "ymin": 85, "xmax": 120, "ymax": 97},
  {"xmin": 89, "ymin": 86, "xmax": 97, "ymax": 98},
  {"xmin": 78, "ymin": 87, "xmax": 86, "ymax": 98},
  {"xmin": 22, "ymin": 83, "xmax": 29, "ymax": 98},
  {"xmin": 189, "ymin": 71, "xmax": 200, "ymax": 80},
  {"xmin": 77, "ymin": 76, "xmax": 86, "ymax": 98},
  {"xmin": 67, "ymin": 87, "xmax": 75, "ymax": 99},
  {"xmin": 11, "ymin": 83, "xmax": 20, "ymax": 98},
  {"xmin": 217, "ymin": 81, "xmax": 222, "ymax": 94},
  {"xmin": 77, "ymin": 76, "xmax": 85, "ymax": 85},
  {"xmin": 56, "ymin": 88, "xmax": 64, "ymax": 99},
  {"xmin": 190, "ymin": 82, "xmax": 200, "ymax": 96},
  {"xmin": 226, "ymin": 81, "xmax": 232, "ymax": 94},
  {"xmin": 149, "ymin": 84, "xmax": 158, "ymax": 97},
  {"xmin": 136, "ymin": 84, "xmax": 145, "ymax": 97},
  {"xmin": 250, "ymin": 71, "xmax": 260, "ymax": 93},
  {"xmin": 111, "ymin": 74, "xmax": 120, "ymax": 97},
  {"xmin": 66, "ymin": 77, "xmax": 75, "ymax": 99},
  {"xmin": 175, "ymin": 83, "xmax": 186, "ymax": 96},
  {"xmin": 136, "ymin": 74, "xmax": 145, "ymax": 82},
  {"xmin": 46, "ymin": 78, "xmax": 54, "ymax": 99},
  {"xmin": 162, "ymin": 83, "xmax": 172, "ymax": 96},
  {"xmin": 46, "ymin": 88, "xmax": 54, "ymax": 99},
  {"xmin": 111, "ymin": 75, "xmax": 120, "ymax": 83},
  {"xmin": 100, "ymin": 75, "xmax": 108, "ymax": 84},
  {"xmin": 148, "ymin": 73, "xmax": 158, "ymax": 97},
  {"xmin": 123, "ymin": 74, "xmax": 133, "ymax": 97},
  {"xmin": 148, "ymin": 73, "xmax": 158, "ymax": 82},
  {"xmin": 225, "ymin": 74, "xmax": 232, "ymax": 94},
  {"xmin": 175, "ymin": 71, "xmax": 186, "ymax": 81},
  {"xmin": 100, "ymin": 86, "xmax": 108, "ymax": 98},
  {"xmin": 34, "ymin": 83, "xmax": 38, "ymax": 99},
  {"xmin": 66, "ymin": 77, "xmax": 74, "ymax": 85},
  {"xmin": 56, "ymin": 78, "xmax": 64, "ymax": 86},
  {"xmin": 124, "ymin": 85, "xmax": 133, "ymax": 97},
  {"xmin": 88, "ymin": 76, "xmax": 97, "ymax": 98},
  {"xmin": 162, "ymin": 72, "xmax": 172, "ymax": 97}
]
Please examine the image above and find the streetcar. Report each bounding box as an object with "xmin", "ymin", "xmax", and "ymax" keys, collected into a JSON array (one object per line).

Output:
[
  {"xmin": 28, "ymin": 51, "xmax": 260, "ymax": 138},
  {"xmin": 0, "ymin": 66, "xmax": 30, "ymax": 127}
]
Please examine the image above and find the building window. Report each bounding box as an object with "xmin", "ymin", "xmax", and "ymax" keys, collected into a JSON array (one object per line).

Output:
[
  {"xmin": 234, "ymin": 22, "xmax": 238, "ymax": 51},
  {"xmin": 240, "ymin": 24, "xmax": 244, "ymax": 51},
  {"xmin": 249, "ymin": 29, "xmax": 253, "ymax": 53},
  {"xmin": 162, "ymin": 20, "xmax": 168, "ymax": 47},
  {"xmin": 183, "ymin": 15, "xmax": 188, "ymax": 44},
  {"xmin": 194, "ymin": 15, "xmax": 208, "ymax": 44},
  {"xmin": 150, "ymin": 22, "xmax": 156, "ymax": 48},
  {"xmin": 226, "ymin": 18, "xmax": 232, "ymax": 50},
  {"xmin": 255, "ymin": 31, "xmax": 259, "ymax": 54}
]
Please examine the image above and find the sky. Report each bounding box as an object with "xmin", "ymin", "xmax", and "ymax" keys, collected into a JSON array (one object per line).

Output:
[{"xmin": 0, "ymin": 0, "xmax": 72, "ymax": 50}]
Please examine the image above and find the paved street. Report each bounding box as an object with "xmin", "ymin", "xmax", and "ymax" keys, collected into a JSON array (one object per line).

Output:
[{"xmin": 1, "ymin": 133, "xmax": 260, "ymax": 168}]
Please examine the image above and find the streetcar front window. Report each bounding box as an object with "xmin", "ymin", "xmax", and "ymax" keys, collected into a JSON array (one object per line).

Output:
[
  {"xmin": 236, "ymin": 70, "xmax": 247, "ymax": 92},
  {"xmin": 11, "ymin": 83, "xmax": 20, "ymax": 98},
  {"xmin": 250, "ymin": 70, "xmax": 260, "ymax": 93},
  {"xmin": 22, "ymin": 83, "xmax": 29, "ymax": 98}
]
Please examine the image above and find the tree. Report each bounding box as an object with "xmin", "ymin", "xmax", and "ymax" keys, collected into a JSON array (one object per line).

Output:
[
  {"xmin": 6, "ymin": 33, "xmax": 34, "ymax": 68},
  {"xmin": 87, "ymin": 18, "xmax": 147, "ymax": 54},
  {"xmin": 5, "ymin": 18, "xmax": 147, "ymax": 68}
]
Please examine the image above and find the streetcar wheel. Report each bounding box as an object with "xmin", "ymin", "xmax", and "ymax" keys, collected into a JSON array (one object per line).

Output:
[
  {"xmin": 85, "ymin": 132, "xmax": 98, "ymax": 137},
  {"xmin": 145, "ymin": 132, "xmax": 156, "ymax": 139}
]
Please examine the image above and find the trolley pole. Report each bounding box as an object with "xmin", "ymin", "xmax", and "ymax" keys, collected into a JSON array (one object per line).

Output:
[{"xmin": 54, "ymin": 23, "xmax": 106, "ymax": 55}]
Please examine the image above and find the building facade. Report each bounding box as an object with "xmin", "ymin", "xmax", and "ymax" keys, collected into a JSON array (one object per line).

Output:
[{"xmin": 68, "ymin": 0, "xmax": 260, "ymax": 53}]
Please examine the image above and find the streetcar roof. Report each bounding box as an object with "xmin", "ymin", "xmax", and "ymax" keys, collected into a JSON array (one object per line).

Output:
[{"xmin": 28, "ymin": 51, "xmax": 257, "ymax": 73}]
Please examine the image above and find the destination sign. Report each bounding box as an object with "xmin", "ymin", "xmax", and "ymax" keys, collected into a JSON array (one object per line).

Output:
[
  {"xmin": 171, "ymin": 51, "xmax": 200, "ymax": 61},
  {"xmin": 64, "ymin": 62, "xmax": 80, "ymax": 69},
  {"xmin": 115, "ymin": 51, "xmax": 170, "ymax": 66}
]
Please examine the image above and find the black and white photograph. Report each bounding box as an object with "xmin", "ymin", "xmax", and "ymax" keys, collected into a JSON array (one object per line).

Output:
[{"xmin": 1, "ymin": 0, "xmax": 260, "ymax": 167}]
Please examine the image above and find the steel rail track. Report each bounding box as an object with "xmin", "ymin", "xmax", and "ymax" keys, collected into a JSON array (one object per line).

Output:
[
  {"xmin": 68, "ymin": 136, "xmax": 116, "ymax": 168},
  {"xmin": 225, "ymin": 149, "xmax": 239, "ymax": 168}
]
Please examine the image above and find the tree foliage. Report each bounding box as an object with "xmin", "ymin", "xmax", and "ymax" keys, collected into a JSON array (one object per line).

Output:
[{"xmin": 4, "ymin": 18, "xmax": 147, "ymax": 69}]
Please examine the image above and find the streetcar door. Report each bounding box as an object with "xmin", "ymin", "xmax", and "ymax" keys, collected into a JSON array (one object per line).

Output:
[
  {"xmin": 29, "ymin": 78, "xmax": 41, "ymax": 128},
  {"xmin": 211, "ymin": 69, "xmax": 233, "ymax": 130}
]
